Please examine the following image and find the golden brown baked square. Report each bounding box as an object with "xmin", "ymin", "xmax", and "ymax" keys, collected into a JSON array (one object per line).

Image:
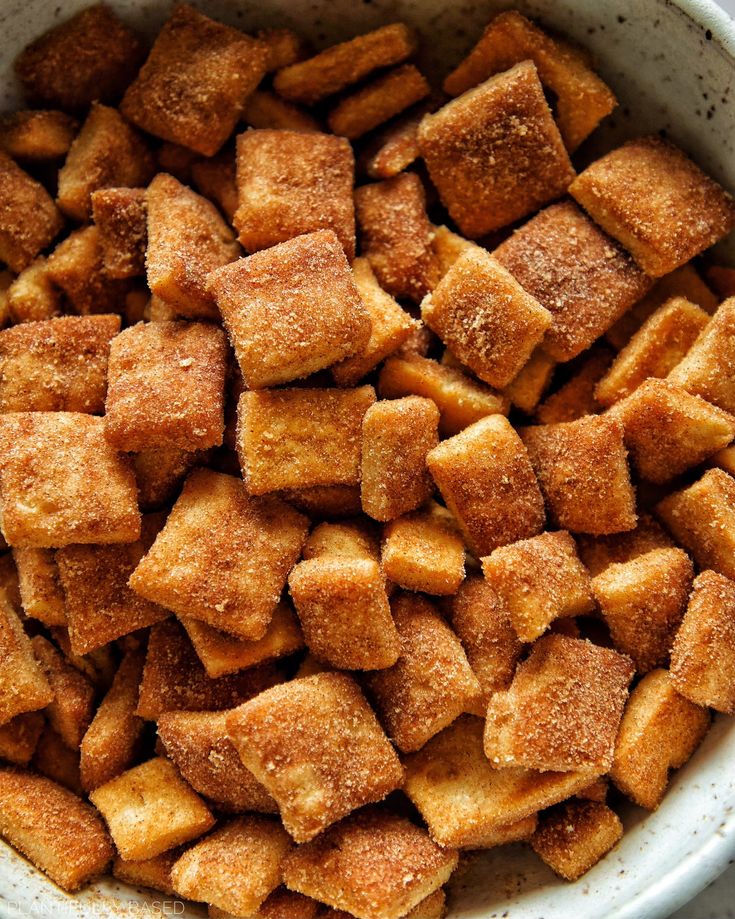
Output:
[
  {"xmin": 328, "ymin": 64, "xmax": 430, "ymax": 140},
  {"xmin": 0, "ymin": 110, "xmax": 78, "ymax": 161},
  {"xmin": 0, "ymin": 151, "xmax": 62, "ymax": 273},
  {"xmin": 91, "ymin": 187, "xmax": 147, "ymax": 280},
  {"xmin": 530, "ymin": 800, "xmax": 623, "ymax": 881}
]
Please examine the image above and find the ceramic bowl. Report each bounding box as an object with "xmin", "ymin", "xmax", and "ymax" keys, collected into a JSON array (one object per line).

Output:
[{"xmin": 0, "ymin": 1, "xmax": 734, "ymax": 917}]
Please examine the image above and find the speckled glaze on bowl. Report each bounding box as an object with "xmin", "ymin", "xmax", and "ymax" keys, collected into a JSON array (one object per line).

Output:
[{"xmin": 0, "ymin": 1, "xmax": 734, "ymax": 917}]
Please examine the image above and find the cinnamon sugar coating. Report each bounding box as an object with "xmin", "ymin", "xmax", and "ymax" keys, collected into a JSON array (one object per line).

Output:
[
  {"xmin": 427, "ymin": 415, "xmax": 545, "ymax": 556},
  {"xmin": 570, "ymin": 136, "xmax": 735, "ymax": 277},
  {"xmin": 227, "ymin": 672, "xmax": 403, "ymax": 842},
  {"xmin": 328, "ymin": 65, "xmax": 430, "ymax": 140},
  {"xmin": 536, "ymin": 347, "xmax": 614, "ymax": 424},
  {"xmin": 668, "ymin": 297, "xmax": 735, "ymax": 413},
  {"xmin": 113, "ymin": 848, "xmax": 181, "ymax": 897},
  {"xmin": 6, "ymin": 258, "xmax": 61, "ymax": 324},
  {"xmin": 281, "ymin": 485, "xmax": 362, "ymax": 520},
  {"xmin": 31, "ymin": 635, "xmax": 95, "ymax": 750},
  {"xmin": 530, "ymin": 800, "xmax": 623, "ymax": 881},
  {"xmin": 361, "ymin": 104, "xmax": 428, "ymax": 180},
  {"xmin": 0, "ymin": 110, "xmax": 78, "ymax": 161},
  {"xmin": 281, "ymin": 807, "xmax": 457, "ymax": 919},
  {"xmin": 133, "ymin": 447, "xmax": 209, "ymax": 511},
  {"xmin": 303, "ymin": 519, "xmax": 380, "ymax": 562},
  {"xmin": 417, "ymin": 61, "xmax": 575, "ymax": 238},
  {"xmin": 91, "ymin": 187, "xmax": 147, "ymax": 279},
  {"xmin": 208, "ymin": 231, "xmax": 370, "ymax": 389},
  {"xmin": 121, "ymin": 5, "xmax": 268, "ymax": 156},
  {"xmin": 0, "ymin": 713, "xmax": 44, "ymax": 766},
  {"xmin": 234, "ymin": 130, "xmax": 355, "ymax": 258},
  {"xmin": 243, "ymin": 90, "xmax": 321, "ymax": 133},
  {"xmin": 46, "ymin": 226, "xmax": 129, "ymax": 317},
  {"xmin": 494, "ymin": 200, "xmax": 653, "ymax": 362},
  {"xmin": 485, "ymin": 634, "xmax": 634, "ymax": 772},
  {"xmin": 505, "ymin": 348, "xmax": 557, "ymax": 414},
  {"xmin": 31, "ymin": 726, "xmax": 82, "ymax": 794},
  {"xmin": 0, "ymin": 151, "xmax": 63, "ymax": 273},
  {"xmin": 0, "ymin": 314, "xmax": 120, "ymax": 414},
  {"xmin": 0, "ymin": 596, "xmax": 52, "ymax": 726},
  {"xmin": 191, "ymin": 151, "xmax": 239, "ymax": 222},
  {"xmin": 576, "ymin": 512, "xmax": 674, "ymax": 578}
]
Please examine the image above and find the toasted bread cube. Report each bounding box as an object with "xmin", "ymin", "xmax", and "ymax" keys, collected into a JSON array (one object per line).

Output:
[
  {"xmin": 234, "ymin": 130, "xmax": 355, "ymax": 258},
  {"xmin": 656, "ymin": 468, "xmax": 735, "ymax": 579},
  {"xmin": 430, "ymin": 224, "xmax": 484, "ymax": 281},
  {"xmin": 191, "ymin": 151, "xmax": 239, "ymax": 222},
  {"xmin": 422, "ymin": 249, "xmax": 551, "ymax": 389},
  {"xmin": 328, "ymin": 65, "xmax": 430, "ymax": 140},
  {"xmin": 157, "ymin": 709, "xmax": 276, "ymax": 813},
  {"xmin": 243, "ymin": 90, "xmax": 320, "ymax": 133},
  {"xmin": 172, "ymin": 816, "xmax": 291, "ymax": 914},
  {"xmin": 56, "ymin": 104, "xmax": 153, "ymax": 221},
  {"xmin": 32, "ymin": 725, "xmax": 82, "ymax": 794},
  {"xmin": 362, "ymin": 105, "xmax": 427, "ymax": 180},
  {"xmin": 485, "ymin": 634, "xmax": 634, "ymax": 772},
  {"xmin": 182, "ymin": 602, "xmax": 304, "ymax": 678},
  {"xmin": 610, "ymin": 669, "xmax": 710, "ymax": 809},
  {"xmin": 379, "ymin": 353, "xmax": 509, "ymax": 437},
  {"xmin": 31, "ymin": 635, "xmax": 94, "ymax": 750},
  {"xmin": 131, "ymin": 470, "xmax": 307, "ymax": 638},
  {"xmin": 0, "ymin": 712, "xmax": 44, "ymax": 766},
  {"xmin": 361, "ymin": 397, "xmax": 438, "ymax": 522},
  {"xmin": 47, "ymin": 628, "xmax": 117, "ymax": 693},
  {"xmin": 576, "ymin": 512, "xmax": 674, "ymax": 577},
  {"xmin": 122, "ymin": 5, "xmax": 267, "ymax": 156},
  {"xmin": 303, "ymin": 519, "xmax": 380, "ymax": 562},
  {"xmin": 210, "ymin": 888, "xmax": 321, "ymax": 919},
  {"xmin": 0, "ymin": 413, "xmax": 139, "ymax": 547},
  {"xmin": 145, "ymin": 174, "xmax": 240, "ymax": 321},
  {"xmin": 91, "ymin": 187, "xmax": 147, "ymax": 279},
  {"xmin": 382, "ymin": 503, "xmax": 465, "ymax": 596},
  {"xmin": 612, "ymin": 379, "xmax": 735, "ymax": 483},
  {"xmin": 365, "ymin": 594, "xmax": 481, "ymax": 753},
  {"xmin": 570, "ymin": 136, "xmax": 735, "ymax": 277},
  {"xmin": 596, "ymin": 297, "xmax": 710, "ymax": 406},
  {"xmin": 521, "ymin": 415, "xmax": 636, "ymax": 535},
  {"xmin": 273, "ymin": 23, "xmax": 417, "ymax": 105},
  {"xmin": 482, "ymin": 531, "xmax": 594, "ymax": 643},
  {"xmin": 0, "ymin": 110, "xmax": 78, "ymax": 161},
  {"xmin": 90, "ymin": 756, "xmax": 215, "ymax": 861},
  {"xmin": 227, "ymin": 672, "xmax": 403, "ymax": 842},
  {"xmin": 208, "ymin": 231, "xmax": 369, "ymax": 389},
  {"xmin": 133, "ymin": 447, "xmax": 208, "ymax": 511},
  {"xmin": 668, "ymin": 297, "xmax": 735, "ymax": 413},
  {"xmin": 0, "ymin": 315, "xmax": 120, "ymax": 414},
  {"xmin": 113, "ymin": 848, "xmax": 181, "ymax": 896},
  {"xmin": 0, "ymin": 597, "xmax": 52, "ymax": 725},
  {"xmin": 427, "ymin": 415, "xmax": 545, "ymax": 556},
  {"xmin": 258, "ymin": 27, "xmax": 307, "ymax": 71},
  {"xmin": 530, "ymin": 800, "xmax": 622, "ymax": 881},
  {"xmin": 536, "ymin": 347, "xmax": 614, "ymax": 424},
  {"xmin": 592, "ymin": 548, "xmax": 693, "ymax": 673},
  {"xmin": 443, "ymin": 11, "xmax": 615, "ymax": 151},
  {"xmin": 671, "ymin": 570, "xmax": 735, "ymax": 714},
  {"xmin": 282, "ymin": 808, "xmax": 457, "ymax": 919},
  {"xmin": 14, "ymin": 4, "xmax": 144, "ymax": 110},
  {"xmin": 332, "ymin": 259, "xmax": 416, "ymax": 388},
  {"xmin": 281, "ymin": 485, "xmax": 362, "ymax": 520},
  {"xmin": 0, "ymin": 151, "xmax": 62, "ymax": 273},
  {"xmin": 505, "ymin": 348, "xmax": 557, "ymax": 415},
  {"xmin": 46, "ymin": 226, "xmax": 129, "ymax": 316},
  {"xmin": 494, "ymin": 201, "xmax": 653, "ymax": 362},
  {"xmin": 105, "ymin": 321, "xmax": 227, "ymax": 452},
  {"xmin": 417, "ymin": 61, "xmax": 574, "ymax": 238},
  {"xmin": 79, "ymin": 650, "xmax": 145, "ymax": 793},
  {"xmin": 6, "ymin": 257, "xmax": 61, "ymax": 324},
  {"xmin": 355, "ymin": 173, "xmax": 438, "ymax": 303},
  {"xmin": 0, "ymin": 768, "xmax": 112, "ymax": 890},
  {"xmin": 238, "ymin": 387, "xmax": 375, "ymax": 495}
]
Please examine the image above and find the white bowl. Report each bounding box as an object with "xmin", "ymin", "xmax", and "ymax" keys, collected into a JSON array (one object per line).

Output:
[{"xmin": 1, "ymin": 1, "xmax": 734, "ymax": 917}]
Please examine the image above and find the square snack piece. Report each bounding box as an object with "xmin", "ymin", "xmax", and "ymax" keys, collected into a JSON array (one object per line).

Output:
[
  {"xmin": 536, "ymin": 347, "xmax": 614, "ymax": 424},
  {"xmin": 208, "ymin": 231, "xmax": 370, "ymax": 389},
  {"xmin": 610, "ymin": 669, "xmax": 710, "ymax": 810},
  {"xmin": 191, "ymin": 150, "xmax": 239, "ymax": 221},
  {"xmin": 365, "ymin": 593, "xmax": 481, "ymax": 753},
  {"xmin": 354, "ymin": 173, "xmax": 439, "ymax": 303},
  {"xmin": 32, "ymin": 725, "xmax": 82, "ymax": 794},
  {"xmin": 238, "ymin": 387, "xmax": 375, "ymax": 495},
  {"xmin": 146, "ymin": 172, "xmax": 240, "ymax": 321},
  {"xmin": 130, "ymin": 469, "xmax": 307, "ymax": 640},
  {"xmin": 121, "ymin": 5, "xmax": 268, "ymax": 156},
  {"xmin": 13, "ymin": 4, "xmax": 144, "ymax": 110},
  {"xmin": 427, "ymin": 415, "xmax": 545, "ymax": 556},
  {"xmin": 576, "ymin": 512, "xmax": 674, "ymax": 578},
  {"xmin": 482, "ymin": 530, "xmax": 594, "ymax": 643},
  {"xmin": 171, "ymin": 817, "xmax": 291, "ymax": 916},
  {"xmin": 494, "ymin": 201, "xmax": 653, "ymax": 361},
  {"xmin": 281, "ymin": 807, "xmax": 458, "ymax": 919},
  {"xmin": 422, "ymin": 249, "xmax": 551, "ymax": 389},
  {"xmin": 6, "ymin": 258, "xmax": 61, "ymax": 324},
  {"xmin": 591, "ymin": 548, "xmax": 693, "ymax": 674},
  {"xmin": 0, "ymin": 712, "xmax": 44, "ymax": 766},
  {"xmin": 234, "ymin": 130, "xmax": 355, "ymax": 258},
  {"xmin": 31, "ymin": 635, "xmax": 94, "ymax": 750},
  {"xmin": 0, "ymin": 315, "xmax": 120, "ymax": 413},
  {"xmin": 0, "ymin": 151, "xmax": 63, "ymax": 273},
  {"xmin": 56, "ymin": 103, "xmax": 153, "ymax": 221},
  {"xmin": 45, "ymin": 226, "xmax": 129, "ymax": 317},
  {"xmin": 0, "ymin": 595, "xmax": 53, "ymax": 725},
  {"xmin": 243, "ymin": 90, "xmax": 320, "ymax": 133},
  {"xmin": 227, "ymin": 672, "xmax": 404, "ymax": 842},
  {"xmin": 0, "ymin": 413, "xmax": 140, "ymax": 548},
  {"xmin": 530, "ymin": 800, "xmax": 623, "ymax": 881},
  {"xmin": 443, "ymin": 11, "xmax": 616, "ymax": 151},
  {"xmin": 360, "ymin": 397, "xmax": 439, "ymax": 522},
  {"xmin": 611, "ymin": 379, "xmax": 735, "ymax": 484},
  {"xmin": 91, "ymin": 187, "xmax": 147, "ymax": 280},
  {"xmin": 113, "ymin": 849, "xmax": 181, "ymax": 897},
  {"xmin": 569, "ymin": 136, "xmax": 735, "ymax": 277},
  {"xmin": 417, "ymin": 61, "xmax": 575, "ymax": 238},
  {"xmin": 656, "ymin": 469, "xmax": 735, "ymax": 580},
  {"xmin": 504, "ymin": 347, "xmax": 557, "ymax": 415},
  {"xmin": 0, "ymin": 110, "xmax": 78, "ymax": 161},
  {"xmin": 485, "ymin": 634, "xmax": 634, "ymax": 772},
  {"xmin": 104, "ymin": 321, "xmax": 227, "ymax": 452},
  {"xmin": 133, "ymin": 447, "xmax": 208, "ymax": 511},
  {"xmin": 0, "ymin": 768, "xmax": 113, "ymax": 891},
  {"xmin": 521, "ymin": 415, "xmax": 636, "ymax": 535},
  {"xmin": 90, "ymin": 756, "xmax": 215, "ymax": 861},
  {"xmin": 671, "ymin": 570, "xmax": 735, "ymax": 714}
]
